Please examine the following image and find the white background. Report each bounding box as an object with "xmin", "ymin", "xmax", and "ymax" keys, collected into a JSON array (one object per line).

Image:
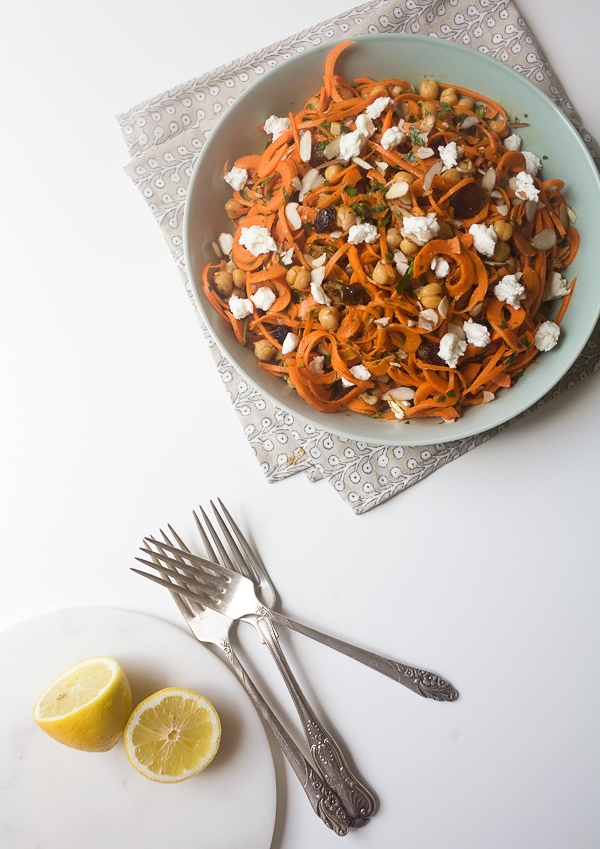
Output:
[{"xmin": 1, "ymin": 2, "xmax": 599, "ymax": 848}]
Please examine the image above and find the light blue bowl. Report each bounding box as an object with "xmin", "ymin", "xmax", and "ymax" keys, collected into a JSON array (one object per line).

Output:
[{"xmin": 184, "ymin": 34, "xmax": 600, "ymax": 446}]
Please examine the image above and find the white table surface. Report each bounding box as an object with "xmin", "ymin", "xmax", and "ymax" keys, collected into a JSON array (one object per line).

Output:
[{"xmin": 1, "ymin": 2, "xmax": 599, "ymax": 847}]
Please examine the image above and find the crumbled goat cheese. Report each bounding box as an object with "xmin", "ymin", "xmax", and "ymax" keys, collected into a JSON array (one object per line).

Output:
[
  {"xmin": 463, "ymin": 319, "xmax": 491, "ymax": 347},
  {"xmin": 374, "ymin": 316, "xmax": 391, "ymax": 326},
  {"xmin": 224, "ymin": 166, "xmax": 248, "ymax": 191},
  {"xmin": 469, "ymin": 223, "xmax": 497, "ymax": 257},
  {"xmin": 514, "ymin": 171, "xmax": 540, "ymax": 201},
  {"xmin": 401, "ymin": 214, "xmax": 440, "ymax": 245},
  {"xmin": 355, "ymin": 113, "xmax": 376, "ymax": 138},
  {"xmin": 239, "ymin": 225, "xmax": 277, "ymax": 256},
  {"xmin": 439, "ymin": 141, "xmax": 458, "ymax": 171},
  {"xmin": 381, "ymin": 125, "xmax": 406, "ymax": 151},
  {"xmin": 504, "ymin": 134, "xmax": 522, "ymax": 151},
  {"xmin": 535, "ymin": 320, "xmax": 560, "ymax": 352},
  {"xmin": 281, "ymin": 332, "xmax": 300, "ymax": 355},
  {"xmin": 543, "ymin": 271, "xmax": 570, "ymax": 301},
  {"xmin": 310, "ymin": 280, "xmax": 331, "ymax": 305},
  {"xmin": 264, "ymin": 115, "xmax": 291, "ymax": 140},
  {"xmin": 438, "ymin": 332, "xmax": 467, "ymax": 368},
  {"xmin": 348, "ymin": 222, "xmax": 379, "ymax": 245},
  {"xmin": 339, "ymin": 130, "xmax": 366, "ymax": 161},
  {"xmin": 365, "ymin": 96, "xmax": 393, "ymax": 119},
  {"xmin": 494, "ymin": 272, "xmax": 526, "ymax": 309},
  {"xmin": 342, "ymin": 364, "xmax": 372, "ymax": 387},
  {"xmin": 218, "ymin": 232, "xmax": 234, "ymax": 256},
  {"xmin": 522, "ymin": 151, "xmax": 542, "ymax": 176},
  {"xmin": 431, "ymin": 256, "xmax": 450, "ymax": 278},
  {"xmin": 279, "ymin": 247, "xmax": 294, "ymax": 266},
  {"xmin": 228, "ymin": 294, "xmax": 253, "ymax": 319},
  {"xmin": 250, "ymin": 286, "xmax": 276, "ymax": 311},
  {"xmin": 309, "ymin": 355, "xmax": 325, "ymax": 374}
]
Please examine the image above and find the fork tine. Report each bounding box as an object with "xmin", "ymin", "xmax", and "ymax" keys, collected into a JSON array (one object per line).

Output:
[
  {"xmin": 193, "ymin": 505, "xmax": 239, "ymax": 573},
  {"xmin": 134, "ymin": 552, "xmax": 221, "ymax": 602},
  {"xmin": 138, "ymin": 533, "xmax": 200, "ymax": 623},
  {"xmin": 208, "ymin": 500, "xmax": 255, "ymax": 581},
  {"xmin": 138, "ymin": 544, "xmax": 226, "ymax": 597},
  {"xmin": 141, "ymin": 538, "xmax": 229, "ymax": 579},
  {"xmin": 213, "ymin": 499, "xmax": 268, "ymax": 587},
  {"xmin": 132, "ymin": 566, "xmax": 214, "ymax": 607}
]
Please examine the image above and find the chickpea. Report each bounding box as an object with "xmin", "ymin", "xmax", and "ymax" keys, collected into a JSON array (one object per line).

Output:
[
  {"xmin": 419, "ymin": 79, "xmax": 439, "ymax": 100},
  {"xmin": 336, "ymin": 204, "xmax": 356, "ymax": 231},
  {"xmin": 230, "ymin": 270, "xmax": 245, "ymax": 291},
  {"xmin": 418, "ymin": 282, "xmax": 443, "ymax": 310},
  {"xmin": 324, "ymin": 163, "xmax": 343, "ymax": 182},
  {"xmin": 504, "ymin": 256, "xmax": 518, "ymax": 274},
  {"xmin": 386, "ymin": 227, "xmax": 403, "ymax": 249},
  {"xmin": 318, "ymin": 306, "xmax": 340, "ymax": 331},
  {"xmin": 440, "ymin": 167, "xmax": 461, "ymax": 187},
  {"xmin": 458, "ymin": 96, "xmax": 475, "ymax": 111},
  {"xmin": 440, "ymin": 87, "xmax": 458, "ymax": 106},
  {"xmin": 253, "ymin": 339, "xmax": 276, "ymax": 362},
  {"xmin": 400, "ymin": 238, "xmax": 419, "ymax": 257},
  {"xmin": 370, "ymin": 84, "xmax": 388, "ymax": 97},
  {"xmin": 489, "ymin": 118, "xmax": 509, "ymax": 139},
  {"xmin": 372, "ymin": 261, "xmax": 393, "ymax": 286},
  {"xmin": 392, "ymin": 170, "xmax": 415, "ymax": 185},
  {"xmin": 224, "ymin": 199, "xmax": 246, "ymax": 218},
  {"xmin": 421, "ymin": 100, "xmax": 438, "ymax": 117},
  {"xmin": 458, "ymin": 159, "xmax": 476, "ymax": 175},
  {"xmin": 493, "ymin": 240, "xmax": 511, "ymax": 263},
  {"xmin": 213, "ymin": 269, "xmax": 233, "ymax": 296},
  {"xmin": 390, "ymin": 84, "xmax": 405, "ymax": 98},
  {"xmin": 494, "ymin": 220, "xmax": 513, "ymax": 241},
  {"xmin": 286, "ymin": 265, "xmax": 311, "ymax": 291}
]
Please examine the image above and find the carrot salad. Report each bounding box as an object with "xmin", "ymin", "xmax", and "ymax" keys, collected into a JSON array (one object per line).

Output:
[{"xmin": 202, "ymin": 40, "xmax": 579, "ymax": 422}]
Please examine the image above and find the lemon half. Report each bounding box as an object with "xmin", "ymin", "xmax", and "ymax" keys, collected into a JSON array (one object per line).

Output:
[
  {"xmin": 32, "ymin": 656, "xmax": 132, "ymax": 752},
  {"xmin": 124, "ymin": 687, "xmax": 221, "ymax": 783}
]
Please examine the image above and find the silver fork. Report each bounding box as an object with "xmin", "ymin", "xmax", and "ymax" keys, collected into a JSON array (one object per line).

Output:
[
  {"xmin": 140, "ymin": 531, "xmax": 377, "ymax": 828},
  {"xmin": 169, "ymin": 499, "xmax": 459, "ymax": 702},
  {"xmin": 138, "ymin": 529, "xmax": 351, "ymax": 837}
]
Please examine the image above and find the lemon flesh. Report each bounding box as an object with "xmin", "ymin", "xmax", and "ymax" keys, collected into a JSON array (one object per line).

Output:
[
  {"xmin": 124, "ymin": 687, "xmax": 221, "ymax": 783},
  {"xmin": 32, "ymin": 656, "xmax": 132, "ymax": 752}
]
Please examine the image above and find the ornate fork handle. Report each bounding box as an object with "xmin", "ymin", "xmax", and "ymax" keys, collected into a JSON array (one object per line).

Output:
[
  {"xmin": 224, "ymin": 643, "xmax": 351, "ymax": 836},
  {"xmin": 252, "ymin": 610, "xmax": 376, "ymax": 827},
  {"xmin": 268, "ymin": 609, "xmax": 459, "ymax": 702}
]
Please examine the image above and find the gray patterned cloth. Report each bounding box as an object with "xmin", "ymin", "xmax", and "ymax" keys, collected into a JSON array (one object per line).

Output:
[{"xmin": 117, "ymin": 0, "xmax": 600, "ymax": 513}]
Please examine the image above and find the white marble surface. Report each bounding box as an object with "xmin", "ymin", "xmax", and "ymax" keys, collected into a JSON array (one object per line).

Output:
[
  {"xmin": 0, "ymin": 607, "xmax": 276, "ymax": 849},
  {"xmin": 1, "ymin": 2, "xmax": 599, "ymax": 848}
]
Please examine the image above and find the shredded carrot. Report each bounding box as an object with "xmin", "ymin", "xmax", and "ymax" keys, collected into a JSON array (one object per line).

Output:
[{"xmin": 201, "ymin": 41, "xmax": 580, "ymax": 423}]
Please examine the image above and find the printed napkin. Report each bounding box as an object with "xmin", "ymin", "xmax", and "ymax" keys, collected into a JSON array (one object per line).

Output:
[{"xmin": 117, "ymin": 0, "xmax": 600, "ymax": 513}]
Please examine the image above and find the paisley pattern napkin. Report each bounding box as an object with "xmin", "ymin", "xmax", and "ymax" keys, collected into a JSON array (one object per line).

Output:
[{"xmin": 117, "ymin": 0, "xmax": 600, "ymax": 513}]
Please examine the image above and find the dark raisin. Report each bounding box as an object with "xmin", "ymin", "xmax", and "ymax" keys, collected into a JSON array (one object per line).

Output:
[
  {"xmin": 340, "ymin": 284, "xmax": 369, "ymax": 305},
  {"xmin": 269, "ymin": 325, "xmax": 289, "ymax": 344},
  {"xmin": 310, "ymin": 143, "xmax": 327, "ymax": 166},
  {"xmin": 450, "ymin": 181, "xmax": 487, "ymax": 219},
  {"xmin": 314, "ymin": 206, "xmax": 337, "ymax": 233},
  {"xmin": 417, "ymin": 339, "xmax": 444, "ymax": 365}
]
